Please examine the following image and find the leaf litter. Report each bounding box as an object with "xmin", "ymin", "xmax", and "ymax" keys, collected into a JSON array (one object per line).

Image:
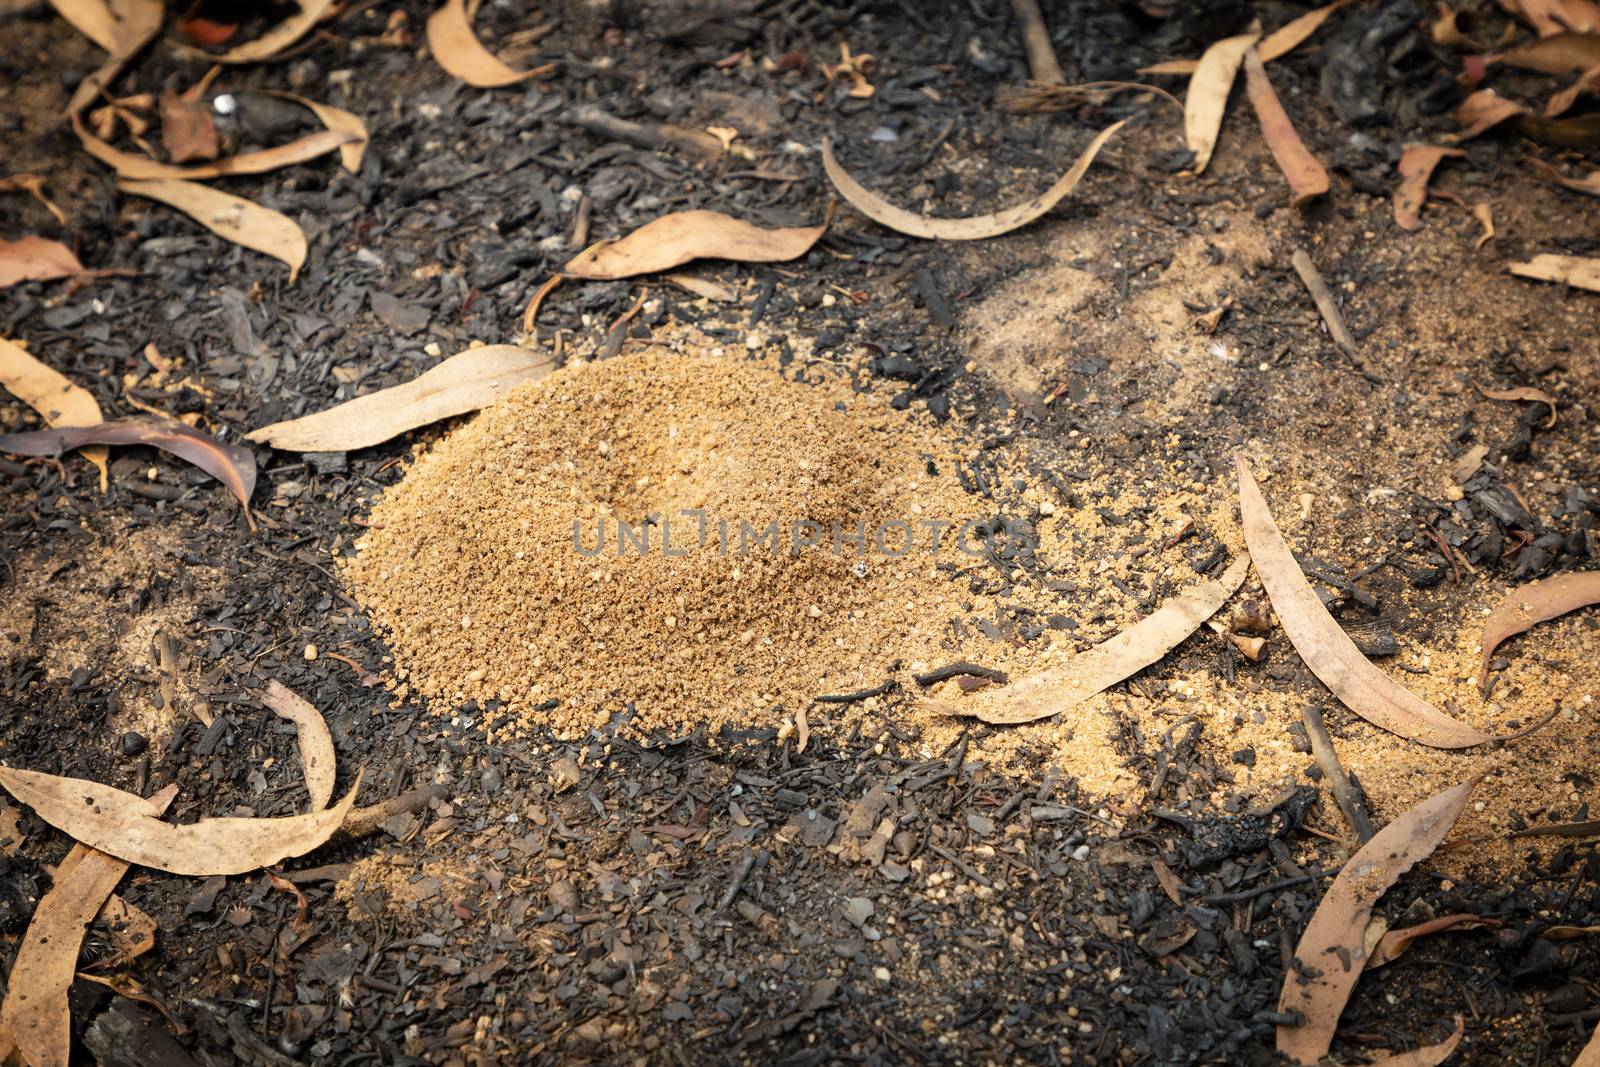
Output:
[
  {"xmin": 261, "ymin": 680, "xmax": 337, "ymax": 811},
  {"xmin": 0, "ymin": 767, "xmax": 361, "ymax": 877},
  {"xmin": 1240, "ymin": 47, "xmax": 1328, "ymax": 206},
  {"xmin": 0, "ymin": 237, "xmax": 88, "ymax": 289},
  {"xmin": 1394, "ymin": 146, "xmax": 1466, "ymax": 230},
  {"xmin": 1478, "ymin": 571, "xmax": 1600, "ymax": 686},
  {"xmin": 1184, "ymin": 28, "xmax": 1262, "ymax": 175},
  {"xmin": 1276, "ymin": 780, "xmax": 1477, "ymax": 1065},
  {"xmin": 118, "ymin": 178, "xmax": 308, "ymax": 282},
  {"xmin": 924, "ymin": 555, "xmax": 1250, "ymax": 724},
  {"xmin": 0, "ymin": 336, "xmax": 108, "ymax": 489},
  {"xmin": 563, "ymin": 209, "xmax": 832, "ymax": 280},
  {"xmin": 1508, "ymin": 251, "xmax": 1600, "ymax": 291},
  {"xmin": 247, "ymin": 345, "xmax": 557, "ymax": 452},
  {"xmin": 1140, "ymin": 0, "xmax": 1350, "ymax": 75},
  {"xmin": 1237, "ymin": 456, "xmax": 1496, "ymax": 748},
  {"xmin": 426, "ymin": 0, "xmax": 555, "ymax": 88},
  {"xmin": 0, "ymin": 784, "xmax": 174, "ymax": 1067},
  {"xmin": 0, "ymin": 415, "xmax": 257, "ymax": 529},
  {"xmin": 821, "ymin": 120, "xmax": 1126, "ymax": 240}
]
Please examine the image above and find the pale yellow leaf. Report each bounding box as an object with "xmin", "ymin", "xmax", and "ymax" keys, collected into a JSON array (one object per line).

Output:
[{"xmin": 119, "ymin": 178, "xmax": 308, "ymax": 284}]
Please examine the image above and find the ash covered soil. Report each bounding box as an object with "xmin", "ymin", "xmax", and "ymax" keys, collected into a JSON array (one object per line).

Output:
[{"xmin": 1, "ymin": 0, "xmax": 1598, "ymax": 1064}]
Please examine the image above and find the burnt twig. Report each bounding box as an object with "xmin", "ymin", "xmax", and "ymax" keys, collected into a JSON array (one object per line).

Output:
[{"xmin": 1300, "ymin": 704, "xmax": 1375, "ymax": 844}]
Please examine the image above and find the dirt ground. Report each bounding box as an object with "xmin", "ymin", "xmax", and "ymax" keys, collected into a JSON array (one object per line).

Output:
[{"xmin": 1, "ymin": 0, "xmax": 1598, "ymax": 1063}]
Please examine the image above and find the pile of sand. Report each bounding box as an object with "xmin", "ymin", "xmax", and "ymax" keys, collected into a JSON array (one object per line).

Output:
[{"xmin": 341, "ymin": 349, "xmax": 1022, "ymax": 739}]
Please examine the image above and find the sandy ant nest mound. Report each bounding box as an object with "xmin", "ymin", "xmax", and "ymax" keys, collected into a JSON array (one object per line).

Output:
[{"xmin": 341, "ymin": 348, "xmax": 1025, "ymax": 740}]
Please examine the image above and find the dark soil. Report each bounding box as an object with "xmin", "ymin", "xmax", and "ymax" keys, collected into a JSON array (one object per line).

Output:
[{"xmin": 1, "ymin": 0, "xmax": 1597, "ymax": 1064}]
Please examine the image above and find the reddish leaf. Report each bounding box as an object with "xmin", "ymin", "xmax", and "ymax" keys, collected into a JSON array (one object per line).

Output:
[
  {"xmin": 1277, "ymin": 781, "xmax": 1477, "ymax": 1064},
  {"xmin": 158, "ymin": 88, "xmax": 220, "ymax": 163},
  {"xmin": 1368, "ymin": 914, "xmax": 1501, "ymax": 968},
  {"xmin": 176, "ymin": 15, "xmax": 237, "ymax": 45},
  {"xmin": 1242, "ymin": 48, "xmax": 1329, "ymax": 206},
  {"xmin": 1478, "ymin": 571, "xmax": 1600, "ymax": 686},
  {"xmin": 1395, "ymin": 146, "xmax": 1465, "ymax": 230},
  {"xmin": 0, "ymin": 416, "xmax": 257, "ymax": 530}
]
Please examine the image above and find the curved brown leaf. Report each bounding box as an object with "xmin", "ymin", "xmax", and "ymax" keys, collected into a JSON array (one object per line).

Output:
[
  {"xmin": 1575, "ymin": 1024, "xmax": 1600, "ymax": 1067},
  {"xmin": 0, "ymin": 237, "xmax": 86, "ymax": 288},
  {"xmin": 1494, "ymin": 32, "xmax": 1600, "ymax": 74},
  {"xmin": 1185, "ymin": 29, "xmax": 1262, "ymax": 174},
  {"xmin": 262, "ymin": 680, "xmax": 337, "ymax": 811},
  {"xmin": 260, "ymin": 90, "xmax": 369, "ymax": 173},
  {"xmin": 1276, "ymin": 781, "xmax": 1477, "ymax": 1065},
  {"xmin": 427, "ymin": 0, "xmax": 555, "ymax": 87},
  {"xmin": 0, "ymin": 786, "xmax": 172, "ymax": 1067},
  {"xmin": 1509, "ymin": 252, "xmax": 1600, "ymax": 292},
  {"xmin": 565, "ymin": 210, "xmax": 829, "ymax": 280},
  {"xmin": 1453, "ymin": 89, "xmax": 1529, "ymax": 140},
  {"xmin": 247, "ymin": 345, "xmax": 556, "ymax": 452},
  {"xmin": 822, "ymin": 119, "xmax": 1126, "ymax": 240},
  {"xmin": 928, "ymin": 555, "xmax": 1250, "ymax": 724},
  {"xmin": 0, "ymin": 415, "xmax": 258, "ymax": 530},
  {"xmin": 1242, "ymin": 48, "xmax": 1328, "ymax": 206},
  {"xmin": 1478, "ymin": 571, "xmax": 1600, "ymax": 686},
  {"xmin": 1236, "ymin": 456, "xmax": 1495, "ymax": 748},
  {"xmin": 1547, "ymin": 65, "xmax": 1600, "ymax": 115},
  {"xmin": 0, "ymin": 767, "xmax": 361, "ymax": 876},
  {"xmin": 49, "ymin": 0, "xmax": 161, "ymax": 53},
  {"xmin": 1368, "ymin": 1017, "xmax": 1466, "ymax": 1067},
  {"xmin": 120, "ymin": 178, "xmax": 307, "ymax": 284},
  {"xmin": 0, "ymin": 337, "xmax": 107, "ymax": 489},
  {"xmin": 1475, "ymin": 381, "xmax": 1557, "ymax": 426},
  {"xmin": 195, "ymin": 0, "xmax": 337, "ymax": 63},
  {"xmin": 1141, "ymin": 0, "xmax": 1350, "ymax": 75},
  {"xmin": 1368, "ymin": 914, "xmax": 1499, "ymax": 968},
  {"xmin": 1529, "ymin": 156, "xmax": 1600, "ymax": 196},
  {"xmin": 1395, "ymin": 146, "xmax": 1465, "ymax": 230},
  {"xmin": 76, "ymin": 112, "xmax": 352, "ymax": 181}
]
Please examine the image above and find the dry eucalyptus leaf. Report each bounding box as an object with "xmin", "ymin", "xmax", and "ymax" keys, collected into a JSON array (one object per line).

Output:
[
  {"xmin": 1395, "ymin": 146, "xmax": 1465, "ymax": 230},
  {"xmin": 565, "ymin": 210, "xmax": 829, "ymax": 279},
  {"xmin": 1242, "ymin": 48, "xmax": 1328, "ymax": 206},
  {"xmin": 1368, "ymin": 914, "xmax": 1498, "ymax": 968},
  {"xmin": 0, "ymin": 786, "xmax": 173, "ymax": 1067},
  {"xmin": 1478, "ymin": 571, "xmax": 1600, "ymax": 686},
  {"xmin": 1185, "ymin": 28, "xmax": 1262, "ymax": 175},
  {"xmin": 1546, "ymin": 64, "xmax": 1600, "ymax": 115},
  {"xmin": 822, "ymin": 119, "xmax": 1126, "ymax": 240},
  {"xmin": 196, "ymin": 0, "xmax": 337, "ymax": 63},
  {"xmin": 158, "ymin": 88, "xmax": 219, "ymax": 164},
  {"xmin": 0, "ymin": 236, "xmax": 86, "ymax": 288},
  {"xmin": 1472, "ymin": 202, "xmax": 1495, "ymax": 249},
  {"xmin": 0, "ymin": 336, "xmax": 107, "ymax": 489},
  {"xmin": 77, "ymin": 112, "xmax": 352, "ymax": 181},
  {"xmin": 260, "ymin": 90, "xmax": 369, "ymax": 173},
  {"xmin": 1237, "ymin": 456, "xmax": 1495, "ymax": 747},
  {"xmin": 120, "ymin": 178, "xmax": 308, "ymax": 283},
  {"xmin": 1530, "ymin": 156, "xmax": 1600, "ymax": 195},
  {"xmin": 1450, "ymin": 443, "xmax": 1489, "ymax": 485},
  {"xmin": 0, "ymin": 767, "xmax": 361, "ymax": 876},
  {"xmin": 1276, "ymin": 781, "xmax": 1477, "ymax": 1065},
  {"xmin": 1367, "ymin": 1016, "xmax": 1467, "ymax": 1067},
  {"xmin": 1475, "ymin": 381, "xmax": 1557, "ymax": 426},
  {"xmin": 1140, "ymin": 0, "xmax": 1349, "ymax": 75},
  {"xmin": 1509, "ymin": 251, "xmax": 1600, "ymax": 291},
  {"xmin": 247, "ymin": 345, "xmax": 557, "ymax": 452},
  {"xmin": 1579, "ymin": 1023, "xmax": 1600, "ymax": 1067},
  {"xmin": 0, "ymin": 415, "xmax": 258, "ymax": 530},
  {"xmin": 1494, "ymin": 30, "xmax": 1600, "ymax": 73},
  {"xmin": 927, "ymin": 555, "xmax": 1250, "ymax": 724},
  {"xmin": 92, "ymin": 894, "xmax": 158, "ymax": 969},
  {"xmin": 665, "ymin": 274, "xmax": 738, "ymax": 302},
  {"xmin": 427, "ymin": 0, "xmax": 555, "ymax": 87},
  {"xmin": 262, "ymin": 680, "xmax": 337, "ymax": 811},
  {"xmin": 48, "ymin": 0, "xmax": 161, "ymax": 54},
  {"xmin": 1452, "ymin": 89, "xmax": 1529, "ymax": 140}
]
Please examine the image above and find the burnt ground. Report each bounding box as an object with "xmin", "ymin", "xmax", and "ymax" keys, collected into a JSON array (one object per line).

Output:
[{"xmin": 1, "ymin": 0, "xmax": 1599, "ymax": 1064}]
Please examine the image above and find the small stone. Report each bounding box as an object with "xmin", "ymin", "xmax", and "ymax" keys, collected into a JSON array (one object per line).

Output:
[
  {"xmin": 120, "ymin": 731, "xmax": 148, "ymax": 757},
  {"xmin": 303, "ymin": 644, "xmax": 318, "ymax": 661},
  {"xmin": 551, "ymin": 754, "xmax": 580, "ymax": 793},
  {"xmin": 1070, "ymin": 844, "xmax": 1091, "ymax": 861}
]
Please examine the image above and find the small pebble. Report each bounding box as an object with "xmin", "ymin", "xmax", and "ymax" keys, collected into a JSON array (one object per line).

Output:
[{"xmin": 303, "ymin": 643, "xmax": 318, "ymax": 661}]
